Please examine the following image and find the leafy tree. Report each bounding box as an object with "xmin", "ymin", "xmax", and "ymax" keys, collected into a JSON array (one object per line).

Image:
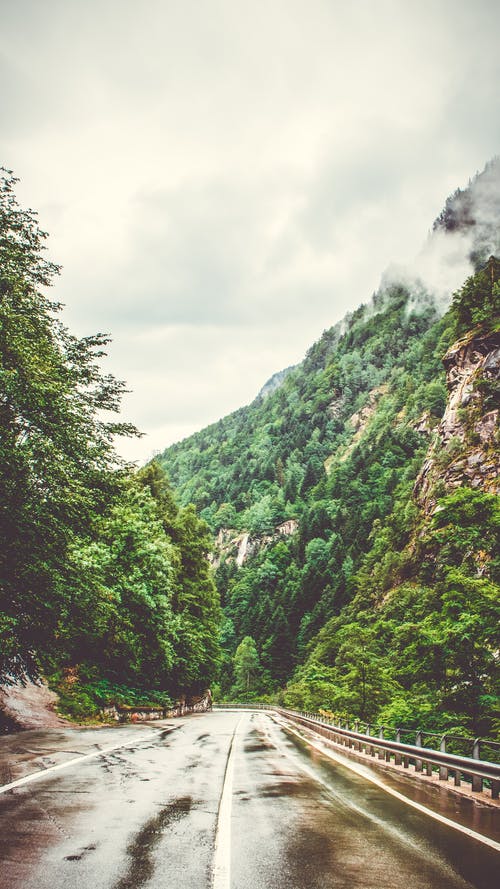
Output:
[
  {"xmin": 0, "ymin": 168, "xmax": 136, "ymax": 681},
  {"xmin": 332, "ymin": 624, "xmax": 398, "ymax": 720},
  {"xmin": 450, "ymin": 259, "xmax": 500, "ymax": 337},
  {"xmin": 261, "ymin": 604, "xmax": 294, "ymax": 684},
  {"xmin": 137, "ymin": 461, "xmax": 222, "ymax": 694},
  {"xmin": 66, "ymin": 479, "xmax": 178, "ymax": 687},
  {"xmin": 233, "ymin": 636, "xmax": 260, "ymax": 694},
  {"xmin": 0, "ymin": 172, "xmax": 222, "ymax": 710}
]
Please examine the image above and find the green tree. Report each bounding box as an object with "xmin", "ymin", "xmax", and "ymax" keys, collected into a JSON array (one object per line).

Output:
[
  {"xmin": 0, "ymin": 169, "xmax": 136, "ymax": 681},
  {"xmin": 233, "ymin": 636, "xmax": 260, "ymax": 694},
  {"xmin": 66, "ymin": 479, "xmax": 178, "ymax": 687},
  {"xmin": 138, "ymin": 462, "xmax": 222, "ymax": 694},
  {"xmin": 451, "ymin": 259, "xmax": 500, "ymax": 337},
  {"xmin": 332, "ymin": 624, "xmax": 398, "ymax": 721}
]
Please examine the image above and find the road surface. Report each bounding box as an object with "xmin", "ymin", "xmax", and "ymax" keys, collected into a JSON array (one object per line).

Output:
[{"xmin": 0, "ymin": 709, "xmax": 498, "ymax": 888}]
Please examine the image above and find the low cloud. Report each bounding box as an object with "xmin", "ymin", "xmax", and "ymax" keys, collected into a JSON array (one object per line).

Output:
[{"xmin": 2, "ymin": 0, "xmax": 500, "ymax": 461}]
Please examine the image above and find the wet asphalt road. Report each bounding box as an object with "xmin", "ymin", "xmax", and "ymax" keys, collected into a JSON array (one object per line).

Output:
[{"xmin": 0, "ymin": 709, "xmax": 498, "ymax": 889}]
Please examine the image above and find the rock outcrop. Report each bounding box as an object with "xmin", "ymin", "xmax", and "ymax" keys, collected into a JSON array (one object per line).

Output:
[
  {"xmin": 415, "ymin": 329, "xmax": 499, "ymax": 513},
  {"xmin": 210, "ymin": 519, "xmax": 299, "ymax": 569},
  {"xmin": 325, "ymin": 385, "xmax": 389, "ymax": 473},
  {"xmin": 0, "ymin": 680, "xmax": 69, "ymax": 731}
]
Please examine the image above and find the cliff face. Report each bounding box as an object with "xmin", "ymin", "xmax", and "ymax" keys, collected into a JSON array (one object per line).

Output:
[
  {"xmin": 210, "ymin": 520, "xmax": 298, "ymax": 569},
  {"xmin": 415, "ymin": 329, "xmax": 499, "ymax": 513},
  {"xmin": 0, "ymin": 680, "xmax": 69, "ymax": 731}
]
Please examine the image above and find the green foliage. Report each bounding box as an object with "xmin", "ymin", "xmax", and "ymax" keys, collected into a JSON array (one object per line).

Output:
[
  {"xmin": 52, "ymin": 670, "xmax": 174, "ymax": 721},
  {"xmin": 65, "ymin": 477, "xmax": 178, "ymax": 688},
  {"xmin": 450, "ymin": 259, "xmax": 500, "ymax": 337},
  {"xmin": 0, "ymin": 171, "xmax": 221, "ymax": 711},
  {"xmin": 233, "ymin": 636, "xmax": 260, "ymax": 695},
  {"xmin": 0, "ymin": 168, "xmax": 135, "ymax": 680}
]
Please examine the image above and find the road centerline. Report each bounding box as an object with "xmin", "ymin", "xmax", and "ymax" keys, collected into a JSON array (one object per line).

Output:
[{"xmin": 212, "ymin": 713, "xmax": 244, "ymax": 889}]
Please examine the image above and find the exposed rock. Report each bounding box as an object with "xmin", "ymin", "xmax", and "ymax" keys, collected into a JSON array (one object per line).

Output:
[
  {"xmin": 412, "ymin": 410, "xmax": 433, "ymax": 435},
  {"xmin": 236, "ymin": 532, "xmax": 251, "ymax": 568},
  {"xmin": 210, "ymin": 519, "xmax": 299, "ymax": 569},
  {"xmin": 415, "ymin": 329, "xmax": 500, "ymax": 513},
  {"xmin": 0, "ymin": 680, "xmax": 69, "ymax": 731},
  {"xmin": 276, "ymin": 519, "xmax": 299, "ymax": 536},
  {"xmin": 325, "ymin": 385, "xmax": 389, "ymax": 471},
  {"xmin": 349, "ymin": 385, "xmax": 388, "ymax": 433},
  {"xmin": 209, "ymin": 529, "xmax": 251, "ymax": 569},
  {"xmin": 328, "ymin": 395, "xmax": 344, "ymax": 418},
  {"xmin": 476, "ymin": 409, "xmax": 499, "ymax": 443},
  {"xmin": 440, "ymin": 331, "xmax": 499, "ymax": 441},
  {"xmin": 104, "ymin": 690, "xmax": 213, "ymax": 723}
]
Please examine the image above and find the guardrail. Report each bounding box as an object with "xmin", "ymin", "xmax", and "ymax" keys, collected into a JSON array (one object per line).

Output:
[
  {"xmin": 214, "ymin": 701, "xmax": 273, "ymax": 711},
  {"xmin": 104, "ymin": 691, "xmax": 213, "ymax": 722},
  {"xmin": 214, "ymin": 703, "xmax": 500, "ymax": 799}
]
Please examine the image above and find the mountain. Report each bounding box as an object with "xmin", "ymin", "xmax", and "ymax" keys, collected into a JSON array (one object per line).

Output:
[
  {"xmin": 257, "ymin": 366, "xmax": 296, "ymax": 400},
  {"xmin": 432, "ymin": 157, "xmax": 500, "ymax": 267},
  {"xmin": 158, "ymin": 163, "xmax": 500, "ymax": 733}
]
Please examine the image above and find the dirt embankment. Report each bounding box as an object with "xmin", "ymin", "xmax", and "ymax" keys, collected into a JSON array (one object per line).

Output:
[{"xmin": 0, "ymin": 680, "xmax": 70, "ymax": 731}]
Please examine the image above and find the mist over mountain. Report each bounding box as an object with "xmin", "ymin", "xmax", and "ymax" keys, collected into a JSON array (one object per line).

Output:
[
  {"xmin": 251, "ymin": 160, "xmax": 500, "ymax": 407},
  {"xmin": 370, "ymin": 158, "xmax": 500, "ymax": 318},
  {"xmin": 433, "ymin": 157, "xmax": 500, "ymax": 259},
  {"xmin": 257, "ymin": 366, "xmax": 297, "ymax": 401}
]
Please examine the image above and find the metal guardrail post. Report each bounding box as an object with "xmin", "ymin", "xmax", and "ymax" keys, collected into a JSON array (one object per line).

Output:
[
  {"xmin": 384, "ymin": 729, "xmax": 392, "ymax": 763},
  {"xmin": 472, "ymin": 739, "xmax": 483, "ymax": 793},
  {"xmin": 415, "ymin": 731, "xmax": 423, "ymax": 772},
  {"xmin": 378, "ymin": 727, "xmax": 385, "ymax": 760},
  {"xmin": 439, "ymin": 736, "xmax": 448, "ymax": 781},
  {"xmin": 395, "ymin": 729, "xmax": 402, "ymax": 766}
]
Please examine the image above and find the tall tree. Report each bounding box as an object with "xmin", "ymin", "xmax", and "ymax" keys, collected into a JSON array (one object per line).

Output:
[
  {"xmin": 137, "ymin": 461, "xmax": 221, "ymax": 694},
  {"xmin": 233, "ymin": 636, "xmax": 260, "ymax": 694},
  {"xmin": 0, "ymin": 168, "xmax": 136, "ymax": 681}
]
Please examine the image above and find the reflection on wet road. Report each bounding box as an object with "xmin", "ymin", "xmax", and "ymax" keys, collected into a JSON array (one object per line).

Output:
[{"xmin": 0, "ymin": 710, "xmax": 498, "ymax": 888}]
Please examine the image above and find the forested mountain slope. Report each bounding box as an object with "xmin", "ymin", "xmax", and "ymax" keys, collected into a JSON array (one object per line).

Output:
[{"xmin": 159, "ymin": 161, "xmax": 500, "ymax": 733}]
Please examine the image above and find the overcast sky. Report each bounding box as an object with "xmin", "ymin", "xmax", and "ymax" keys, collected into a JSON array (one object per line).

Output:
[{"xmin": 1, "ymin": 0, "xmax": 499, "ymax": 462}]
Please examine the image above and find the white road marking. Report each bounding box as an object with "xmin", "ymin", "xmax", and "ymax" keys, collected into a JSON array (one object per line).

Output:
[
  {"xmin": 277, "ymin": 717, "xmax": 500, "ymax": 853},
  {"xmin": 0, "ymin": 728, "xmax": 166, "ymax": 796},
  {"xmin": 212, "ymin": 714, "xmax": 244, "ymax": 889}
]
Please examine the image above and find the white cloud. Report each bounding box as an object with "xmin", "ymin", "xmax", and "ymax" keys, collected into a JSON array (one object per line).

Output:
[{"xmin": 1, "ymin": 0, "xmax": 500, "ymax": 462}]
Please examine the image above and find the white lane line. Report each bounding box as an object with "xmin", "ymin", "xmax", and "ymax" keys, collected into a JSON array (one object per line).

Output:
[
  {"xmin": 0, "ymin": 729, "xmax": 165, "ymax": 796},
  {"xmin": 276, "ymin": 718, "xmax": 500, "ymax": 853},
  {"xmin": 212, "ymin": 714, "xmax": 244, "ymax": 889}
]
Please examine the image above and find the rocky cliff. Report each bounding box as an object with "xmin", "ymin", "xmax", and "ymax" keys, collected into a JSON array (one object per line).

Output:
[
  {"xmin": 0, "ymin": 680, "xmax": 69, "ymax": 731},
  {"xmin": 415, "ymin": 328, "xmax": 499, "ymax": 513},
  {"xmin": 210, "ymin": 519, "xmax": 299, "ymax": 569}
]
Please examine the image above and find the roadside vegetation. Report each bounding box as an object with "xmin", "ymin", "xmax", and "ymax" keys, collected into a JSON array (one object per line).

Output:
[{"xmin": 0, "ymin": 169, "xmax": 221, "ymax": 717}]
